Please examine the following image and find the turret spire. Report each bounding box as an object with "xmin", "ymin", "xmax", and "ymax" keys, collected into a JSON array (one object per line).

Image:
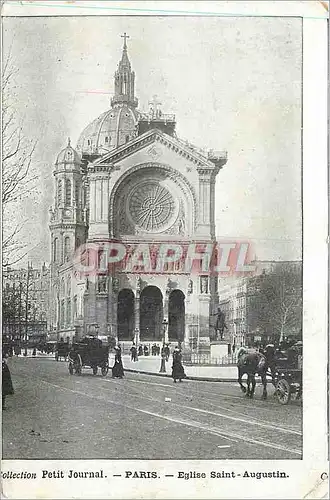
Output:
[{"xmin": 111, "ymin": 33, "xmax": 138, "ymax": 108}]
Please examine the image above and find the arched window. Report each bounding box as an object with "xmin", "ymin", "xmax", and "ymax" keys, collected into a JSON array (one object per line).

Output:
[
  {"xmin": 75, "ymin": 183, "xmax": 80, "ymax": 206},
  {"xmin": 66, "ymin": 298, "xmax": 71, "ymax": 325},
  {"xmin": 64, "ymin": 237, "xmax": 71, "ymax": 261},
  {"xmin": 65, "ymin": 179, "xmax": 71, "ymax": 206},
  {"xmin": 53, "ymin": 238, "xmax": 59, "ymax": 262},
  {"xmin": 60, "ymin": 300, "xmax": 65, "ymax": 327},
  {"xmin": 73, "ymin": 296, "xmax": 78, "ymax": 319},
  {"xmin": 67, "ymin": 275, "xmax": 71, "ymax": 297},
  {"xmin": 60, "ymin": 278, "xmax": 65, "ymax": 296},
  {"xmin": 57, "ymin": 180, "xmax": 62, "ymax": 205}
]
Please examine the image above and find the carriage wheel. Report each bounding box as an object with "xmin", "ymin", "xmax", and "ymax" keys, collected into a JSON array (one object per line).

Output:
[
  {"xmin": 69, "ymin": 362, "xmax": 74, "ymax": 375},
  {"xmin": 101, "ymin": 364, "xmax": 109, "ymax": 377},
  {"xmin": 92, "ymin": 366, "xmax": 98, "ymax": 376},
  {"xmin": 276, "ymin": 379, "xmax": 291, "ymax": 405}
]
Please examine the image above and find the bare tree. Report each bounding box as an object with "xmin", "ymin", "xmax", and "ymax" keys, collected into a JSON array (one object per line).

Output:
[
  {"xmin": 247, "ymin": 262, "xmax": 302, "ymax": 344},
  {"xmin": 2, "ymin": 51, "xmax": 38, "ymax": 267}
]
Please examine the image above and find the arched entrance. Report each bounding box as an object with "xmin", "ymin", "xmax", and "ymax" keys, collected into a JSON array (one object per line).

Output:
[
  {"xmin": 140, "ymin": 286, "xmax": 163, "ymax": 340},
  {"xmin": 117, "ymin": 289, "xmax": 134, "ymax": 341},
  {"xmin": 168, "ymin": 289, "xmax": 185, "ymax": 342}
]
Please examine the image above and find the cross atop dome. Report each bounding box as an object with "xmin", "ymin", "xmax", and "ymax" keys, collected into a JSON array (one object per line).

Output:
[{"xmin": 121, "ymin": 32, "xmax": 130, "ymax": 50}]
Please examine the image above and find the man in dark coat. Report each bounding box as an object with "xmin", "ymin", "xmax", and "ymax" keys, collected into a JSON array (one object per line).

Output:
[
  {"xmin": 112, "ymin": 347, "xmax": 124, "ymax": 378},
  {"xmin": 2, "ymin": 360, "xmax": 14, "ymax": 409},
  {"xmin": 164, "ymin": 344, "xmax": 170, "ymax": 361},
  {"xmin": 130, "ymin": 343, "xmax": 137, "ymax": 362},
  {"xmin": 171, "ymin": 346, "xmax": 186, "ymax": 383}
]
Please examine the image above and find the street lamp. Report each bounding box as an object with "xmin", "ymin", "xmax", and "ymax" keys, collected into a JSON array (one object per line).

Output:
[
  {"xmin": 134, "ymin": 327, "xmax": 139, "ymax": 361},
  {"xmin": 162, "ymin": 318, "xmax": 168, "ymax": 344},
  {"xmin": 159, "ymin": 318, "xmax": 168, "ymax": 373}
]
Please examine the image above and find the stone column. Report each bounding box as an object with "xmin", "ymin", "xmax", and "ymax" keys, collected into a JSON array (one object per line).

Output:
[
  {"xmin": 111, "ymin": 276, "xmax": 119, "ymax": 342},
  {"xmin": 163, "ymin": 281, "xmax": 170, "ymax": 343},
  {"xmin": 88, "ymin": 167, "xmax": 111, "ymax": 240},
  {"xmin": 196, "ymin": 168, "xmax": 212, "ymax": 238},
  {"xmin": 198, "ymin": 276, "xmax": 211, "ymax": 354},
  {"xmin": 134, "ymin": 283, "xmax": 140, "ymax": 345}
]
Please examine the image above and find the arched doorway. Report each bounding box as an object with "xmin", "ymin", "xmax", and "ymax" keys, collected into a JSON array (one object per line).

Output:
[
  {"xmin": 117, "ymin": 289, "xmax": 134, "ymax": 341},
  {"xmin": 168, "ymin": 289, "xmax": 185, "ymax": 342},
  {"xmin": 140, "ymin": 286, "xmax": 163, "ymax": 340}
]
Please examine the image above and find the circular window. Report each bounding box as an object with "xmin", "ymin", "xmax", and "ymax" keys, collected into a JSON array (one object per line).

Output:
[{"xmin": 127, "ymin": 181, "xmax": 178, "ymax": 232}]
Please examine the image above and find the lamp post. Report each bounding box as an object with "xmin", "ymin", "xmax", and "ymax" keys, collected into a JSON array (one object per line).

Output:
[
  {"xmin": 162, "ymin": 317, "xmax": 168, "ymax": 344},
  {"xmin": 134, "ymin": 327, "xmax": 139, "ymax": 361},
  {"xmin": 159, "ymin": 318, "xmax": 168, "ymax": 373}
]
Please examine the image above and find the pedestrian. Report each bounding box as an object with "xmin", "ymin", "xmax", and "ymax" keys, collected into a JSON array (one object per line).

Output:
[
  {"xmin": 143, "ymin": 345, "xmax": 149, "ymax": 356},
  {"xmin": 130, "ymin": 343, "xmax": 137, "ymax": 362},
  {"xmin": 159, "ymin": 345, "xmax": 166, "ymax": 373},
  {"xmin": 171, "ymin": 345, "xmax": 186, "ymax": 383},
  {"xmin": 14, "ymin": 344, "xmax": 21, "ymax": 356},
  {"xmin": 164, "ymin": 344, "xmax": 170, "ymax": 361},
  {"xmin": 138, "ymin": 344, "xmax": 143, "ymax": 357},
  {"xmin": 112, "ymin": 346, "xmax": 124, "ymax": 378},
  {"xmin": 2, "ymin": 360, "xmax": 14, "ymax": 409},
  {"xmin": 32, "ymin": 347, "xmax": 36, "ymax": 357}
]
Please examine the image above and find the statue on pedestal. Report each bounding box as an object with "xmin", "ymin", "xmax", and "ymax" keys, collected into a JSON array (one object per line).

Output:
[{"xmin": 211, "ymin": 307, "xmax": 228, "ymax": 341}]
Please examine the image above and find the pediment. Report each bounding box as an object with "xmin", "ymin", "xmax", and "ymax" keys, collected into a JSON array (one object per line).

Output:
[{"xmin": 91, "ymin": 129, "xmax": 225, "ymax": 171}]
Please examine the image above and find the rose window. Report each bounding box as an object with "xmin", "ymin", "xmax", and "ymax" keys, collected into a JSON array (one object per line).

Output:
[{"xmin": 127, "ymin": 181, "xmax": 177, "ymax": 232}]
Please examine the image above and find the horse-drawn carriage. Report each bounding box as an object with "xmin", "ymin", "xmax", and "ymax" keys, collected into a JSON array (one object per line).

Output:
[
  {"xmin": 237, "ymin": 341, "xmax": 302, "ymax": 405},
  {"xmin": 55, "ymin": 341, "xmax": 70, "ymax": 361},
  {"xmin": 68, "ymin": 336, "xmax": 109, "ymax": 376},
  {"xmin": 272, "ymin": 342, "xmax": 302, "ymax": 405}
]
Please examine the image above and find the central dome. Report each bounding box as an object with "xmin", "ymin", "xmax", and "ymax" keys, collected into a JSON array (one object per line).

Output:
[{"xmin": 76, "ymin": 104, "xmax": 139, "ymax": 155}]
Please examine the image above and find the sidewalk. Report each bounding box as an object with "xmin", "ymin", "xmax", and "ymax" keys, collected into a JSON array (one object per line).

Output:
[
  {"xmin": 118, "ymin": 354, "xmax": 238, "ymax": 382},
  {"xmin": 12, "ymin": 352, "xmax": 242, "ymax": 382}
]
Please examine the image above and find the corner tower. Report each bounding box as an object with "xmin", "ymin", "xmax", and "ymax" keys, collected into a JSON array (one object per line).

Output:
[{"xmin": 49, "ymin": 140, "xmax": 88, "ymax": 336}]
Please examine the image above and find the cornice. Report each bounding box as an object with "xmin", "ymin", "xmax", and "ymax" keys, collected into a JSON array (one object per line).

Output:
[{"xmin": 92, "ymin": 129, "xmax": 218, "ymax": 169}]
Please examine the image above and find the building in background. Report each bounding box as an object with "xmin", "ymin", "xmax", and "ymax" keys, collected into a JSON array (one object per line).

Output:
[
  {"xmin": 218, "ymin": 261, "xmax": 302, "ymax": 350},
  {"xmin": 2, "ymin": 263, "xmax": 50, "ymax": 344}
]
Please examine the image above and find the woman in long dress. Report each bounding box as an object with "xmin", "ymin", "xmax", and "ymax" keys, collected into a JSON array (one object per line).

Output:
[
  {"xmin": 2, "ymin": 360, "xmax": 14, "ymax": 409},
  {"xmin": 171, "ymin": 346, "xmax": 186, "ymax": 383},
  {"xmin": 112, "ymin": 346, "xmax": 124, "ymax": 378}
]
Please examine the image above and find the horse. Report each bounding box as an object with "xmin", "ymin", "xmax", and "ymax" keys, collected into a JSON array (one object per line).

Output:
[{"xmin": 237, "ymin": 348, "xmax": 268, "ymax": 399}]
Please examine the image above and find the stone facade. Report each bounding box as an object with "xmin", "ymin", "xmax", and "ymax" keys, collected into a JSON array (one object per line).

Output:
[{"xmin": 49, "ymin": 36, "xmax": 227, "ymax": 350}]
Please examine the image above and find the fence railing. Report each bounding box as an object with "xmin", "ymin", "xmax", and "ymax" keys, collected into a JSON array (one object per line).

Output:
[{"xmin": 184, "ymin": 353, "xmax": 238, "ymax": 366}]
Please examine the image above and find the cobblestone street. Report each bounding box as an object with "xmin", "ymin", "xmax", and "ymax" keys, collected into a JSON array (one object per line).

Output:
[{"xmin": 3, "ymin": 356, "xmax": 302, "ymax": 460}]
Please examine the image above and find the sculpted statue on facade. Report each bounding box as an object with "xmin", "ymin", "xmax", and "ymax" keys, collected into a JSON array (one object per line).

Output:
[{"xmin": 200, "ymin": 276, "xmax": 209, "ymax": 294}]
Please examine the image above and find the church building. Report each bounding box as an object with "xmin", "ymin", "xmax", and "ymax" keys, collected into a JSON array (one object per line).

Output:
[{"xmin": 49, "ymin": 34, "xmax": 228, "ymax": 354}]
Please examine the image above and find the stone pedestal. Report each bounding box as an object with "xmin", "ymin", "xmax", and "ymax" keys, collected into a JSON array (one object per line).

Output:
[{"xmin": 210, "ymin": 341, "xmax": 229, "ymax": 360}]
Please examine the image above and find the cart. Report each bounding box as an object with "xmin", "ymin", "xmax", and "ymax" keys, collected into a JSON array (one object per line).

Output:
[
  {"xmin": 68, "ymin": 336, "xmax": 109, "ymax": 376},
  {"xmin": 273, "ymin": 343, "xmax": 302, "ymax": 405},
  {"xmin": 274, "ymin": 367, "xmax": 302, "ymax": 405},
  {"xmin": 55, "ymin": 341, "xmax": 70, "ymax": 361}
]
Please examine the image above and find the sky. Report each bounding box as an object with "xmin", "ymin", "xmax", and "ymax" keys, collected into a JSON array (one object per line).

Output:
[{"xmin": 3, "ymin": 15, "xmax": 302, "ymax": 266}]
